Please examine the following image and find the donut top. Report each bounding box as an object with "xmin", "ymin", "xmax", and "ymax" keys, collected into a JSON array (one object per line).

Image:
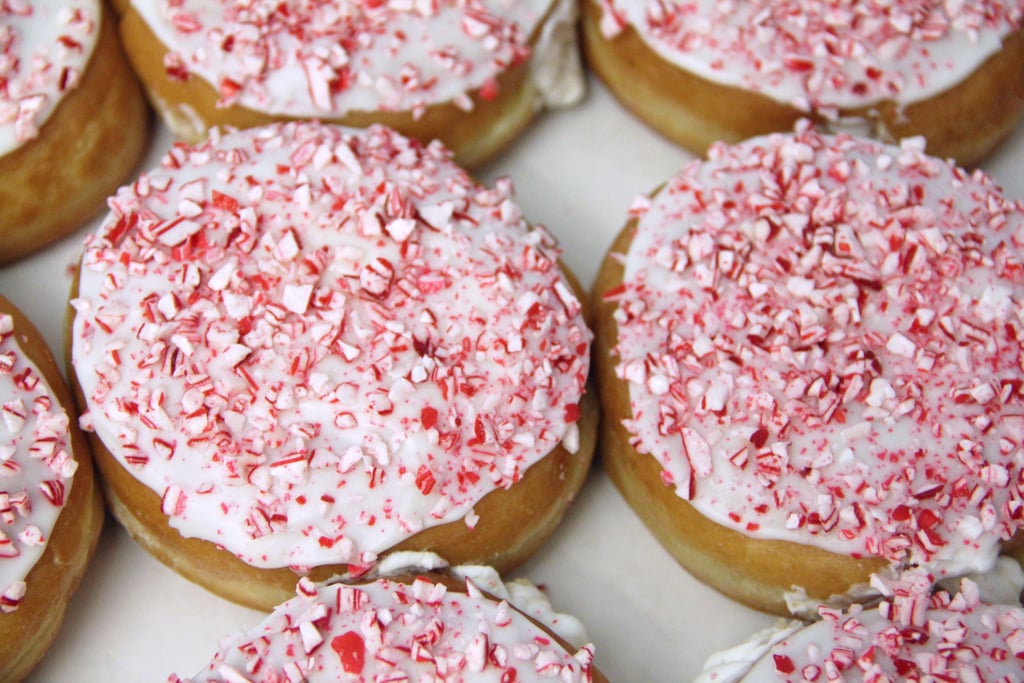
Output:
[
  {"xmin": 596, "ymin": 0, "xmax": 1023, "ymax": 113},
  {"xmin": 71, "ymin": 121, "xmax": 591, "ymax": 570},
  {"xmin": 0, "ymin": 0, "xmax": 100, "ymax": 155},
  {"xmin": 607, "ymin": 124, "xmax": 1024, "ymax": 579},
  {"xmin": 131, "ymin": 0, "xmax": 582, "ymax": 117},
  {"xmin": 0, "ymin": 312, "xmax": 78, "ymax": 613},
  {"xmin": 169, "ymin": 573, "xmax": 596, "ymax": 682},
  {"xmin": 698, "ymin": 573, "xmax": 1024, "ymax": 683}
]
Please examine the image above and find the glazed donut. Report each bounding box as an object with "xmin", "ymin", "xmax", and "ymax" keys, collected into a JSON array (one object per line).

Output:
[
  {"xmin": 696, "ymin": 571, "xmax": 1024, "ymax": 682},
  {"xmin": 0, "ymin": 295, "xmax": 104, "ymax": 683},
  {"xmin": 0, "ymin": 0, "xmax": 149, "ymax": 264},
  {"xmin": 592, "ymin": 123, "xmax": 1024, "ymax": 617},
  {"xmin": 116, "ymin": 0, "xmax": 585, "ymax": 168},
  {"xmin": 68, "ymin": 121, "xmax": 596, "ymax": 611},
  {"xmin": 582, "ymin": 0, "xmax": 1024, "ymax": 165},
  {"xmin": 168, "ymin": 562, "xmax": 607, "ymax": 682}
]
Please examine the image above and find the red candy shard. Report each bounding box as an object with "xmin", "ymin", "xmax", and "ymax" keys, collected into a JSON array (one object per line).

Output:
[{"xmin": 332, "ymin": 631, "xmax": 365, "ymax": 674}]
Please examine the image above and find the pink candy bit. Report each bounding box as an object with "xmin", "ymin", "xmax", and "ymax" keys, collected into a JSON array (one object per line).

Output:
[
  {"xmin": 614, "ymin": 125, "xmax": 1024, "ymax": 568},
  {"xmin": 72, "ymin": 121, "xmax": 591, "ymax": 570}
]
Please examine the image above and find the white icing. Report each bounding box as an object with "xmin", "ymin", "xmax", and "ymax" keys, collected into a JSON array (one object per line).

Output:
[
  {"xmin": 597, "ymin": 0, "xmax": 1022, "ymax": 112},
  {"xmin": 170, "ymin": 573, "xmax": 596, "ymax": 682},
  {"xmin": 0, "ymin": 312, "xmax": 77, "ymax": 613},
  {"xmin": 71, "ymin": 122, "xmax": 591, "ymax": 570},
  {"xmin": 613, "ymin": 126, "xmax": 1024, "ymax": 582},
  {"xmin": 130, "ymin": 0, "xmax": 582, "ymax": 118},
  {"xmin": 0, "ymin": 0, "xmax": 100, "ymax": 156}
]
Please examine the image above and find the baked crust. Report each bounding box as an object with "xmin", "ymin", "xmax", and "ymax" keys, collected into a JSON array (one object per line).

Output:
[
  {"xmin": 66, "ymin": 268, "xmax": 597, "ymax": 611},
  {"xmin": 581, "ymin": 0, "xmax": 1024, "ymax": 166},
  {"xmin": 0, "ymin": 295, "xmax": 105, "ymax": 683},
  {"xmin": 0, "ymin": 6, "xmax": 149, "ymax": 265},
  {"xmin": 117, "ymin": 3, "xmax": 561, "ymax": 168}
]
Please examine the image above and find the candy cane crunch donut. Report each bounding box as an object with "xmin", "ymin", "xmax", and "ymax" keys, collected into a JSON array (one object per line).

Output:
[
  {"xmin": 118, "ymin": 0, "xmax": 584, "ymax": 167},
  {"xmin": 696, "ymin": 571, "xmax": 1024, "ymax": 683},
  {"xmin": 0, "ymin": 0, "xmax": 149, "ymax": 264},
  {"xmin": 68, "ymin": 121, "xmax": 595, "ymax": 611},
  {"xmin": 169, "ymin": 554, "xmax": 608, "ymax": 682},
  {"xmin": 582, "ymin": 0, "xmax": 1024, "ymax": 165},
  {"xmin": 593, "ymin": 123, "xmax": 1024, "ymax": 617},
  {"xmin": 0, "ymin": 295, "xmax": 104, "ymax": 683}
]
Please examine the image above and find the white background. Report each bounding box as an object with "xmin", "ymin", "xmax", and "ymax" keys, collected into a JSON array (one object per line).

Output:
[{"xmin": 3, "ymin": 73, "xmax": 1023, "ymax": 682}]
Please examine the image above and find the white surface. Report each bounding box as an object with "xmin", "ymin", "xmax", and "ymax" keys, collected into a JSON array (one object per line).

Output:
[{"xmin": 2, "ymin": 74, "xmax": 1022, "ymax": 682}]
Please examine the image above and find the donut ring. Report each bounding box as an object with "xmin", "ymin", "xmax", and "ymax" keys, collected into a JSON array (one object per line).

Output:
[
  {"xmin": 593, "ymin": 124, "xmax": 1024, "ymax": 616},
  {"xmin": 0, "ymin": 0, "xmax": 149, "ymax": 264},
  {"xmin": 117, "ymin": 0, "xmax": 585, "ymax": 167},
  {"xmin": 582, "ymin": 0, "xmax": 1024, "ymax": 165},
  {"xmin": 0, "ymin": 295, "xmax": 104, "ymax": 683},
  {"xmin": 68, "ymin": 121, "xmax": 595, "ymax": 611}
]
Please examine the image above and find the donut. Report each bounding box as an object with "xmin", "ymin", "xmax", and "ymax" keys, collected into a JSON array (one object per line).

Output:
[
  {"xmin": 168, "ymin": 563, "xmax": 607, "ymax": 682},
  {"xmin": 0, "ymin": 0, "xmax": 149, "ymax": 264},
  {"xmin": 582, "ymin": 0, "xmax": 1024, "ymax": 165},
  {"xmin": 68, "ymin": 121, "xmax": 596, "ymax": 611},
  {"xmin": 0, "ymin": 295, "xmax": 104, "ymax": 683},
  {"xmin": 695, "ymin": 571, "xmax": 1024, "ymax": 683},
  {"xmin": 592, "ymin": 123, "xmax": 1024, "ymax": 617},
  {"xmin": 116, "ymin": 0, "xmax": 585, "ymax": 168}
]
